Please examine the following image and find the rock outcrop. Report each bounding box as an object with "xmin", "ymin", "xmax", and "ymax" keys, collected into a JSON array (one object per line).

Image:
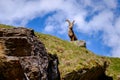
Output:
[
  {"xmin": 0, "ymin": 27, "xmax": 60, "ymax": 80},
  {"xmin": 63, "ymin": 61, "xmax": 113, "ymax": 80}
]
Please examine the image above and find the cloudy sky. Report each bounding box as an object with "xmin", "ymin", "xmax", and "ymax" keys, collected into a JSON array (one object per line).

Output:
[{"xmin": 0, "ymin": 0, "xmax": 120, "ymax": 57}]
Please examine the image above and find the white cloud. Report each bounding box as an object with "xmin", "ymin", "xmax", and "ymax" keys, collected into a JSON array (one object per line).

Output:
[
  {"xmin": 44, "ymin": 25, "xmax": 55, "ymax": 33},
  {"xmin": 89, "ymin": 10, "xmax": 114, "ymax": 32},
  {"xmin": 103, "ymin": 0, "xmax": 117, "ymax": 9},
  {"xmin": 0, "ymin": 0, "xmax": 63, "ymax": 26},
  {"xmin": 115, "ymin": 17, "xmax": 120, "ymax": 35},
  {"xmin": 110, "ymin": 17, "xmax": 120, "ymax": 57},
  {"xmin": 0, "ymin": 0, "xmax": 120, "ymax": 57}
]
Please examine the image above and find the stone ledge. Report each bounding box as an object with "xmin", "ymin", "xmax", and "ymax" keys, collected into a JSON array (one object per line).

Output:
[{"xmin": 70, "ymin": 40, "xmax": 86, "ymax": 48}]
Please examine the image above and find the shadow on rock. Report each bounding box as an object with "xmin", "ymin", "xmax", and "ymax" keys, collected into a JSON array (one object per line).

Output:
[{"xmin": 48, "ymin": 53, "xmax": 60, "ymax": 80}]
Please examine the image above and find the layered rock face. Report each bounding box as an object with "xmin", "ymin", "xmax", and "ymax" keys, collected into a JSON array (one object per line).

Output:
[{"xmin": 0, "ymin": 28, "xmax": 60, "ymax": 80}]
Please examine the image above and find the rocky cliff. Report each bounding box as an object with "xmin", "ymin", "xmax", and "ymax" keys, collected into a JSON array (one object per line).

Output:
[{"xmin": 0, "ymin": 27, "xmax": 60, "ymax": 80}]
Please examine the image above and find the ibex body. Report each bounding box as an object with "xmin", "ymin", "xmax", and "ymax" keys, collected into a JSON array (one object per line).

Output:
[{"xmin": 66, "ymin": 19, "xmax": 78, "ymax": 41}]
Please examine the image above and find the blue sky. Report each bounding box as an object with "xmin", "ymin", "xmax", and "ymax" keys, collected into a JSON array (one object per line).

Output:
[{"xmin": 0, "ymin": 0, "xmax": 120, "ymax": 57}]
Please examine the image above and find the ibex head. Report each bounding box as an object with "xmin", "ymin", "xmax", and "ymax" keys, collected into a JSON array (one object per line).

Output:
[{"xmin": 66, "ymin": 19, "xmax": 75, "ymax": 29}]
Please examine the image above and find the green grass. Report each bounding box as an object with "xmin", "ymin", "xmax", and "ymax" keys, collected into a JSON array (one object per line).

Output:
[
  {"xmin": 0, "ymin": 24, "xmax": 120, "ymax": 79},
  {"xmin": 106, "ymin": 57, "xmax": 120, "ymax": 79}
]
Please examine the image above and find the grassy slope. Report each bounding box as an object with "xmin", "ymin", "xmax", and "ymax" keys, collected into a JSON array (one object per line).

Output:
[
  {"xmin": 36, "ymin": 32, "xmax": 120, "ymax": 79},
  {"xmin": 0, "ymin": 24, "xmax": 120, "ymax": 79}
]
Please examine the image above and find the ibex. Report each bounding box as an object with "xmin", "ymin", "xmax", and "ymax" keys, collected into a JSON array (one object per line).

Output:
[{"xmin": 66, "ymin": 19, "xmax": 78, "ymax": 41}]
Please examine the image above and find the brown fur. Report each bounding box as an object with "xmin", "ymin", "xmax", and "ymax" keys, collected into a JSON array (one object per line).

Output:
[{"xmin": 66, "ymin": 19, "xmax": 78, "ymax": 41}]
